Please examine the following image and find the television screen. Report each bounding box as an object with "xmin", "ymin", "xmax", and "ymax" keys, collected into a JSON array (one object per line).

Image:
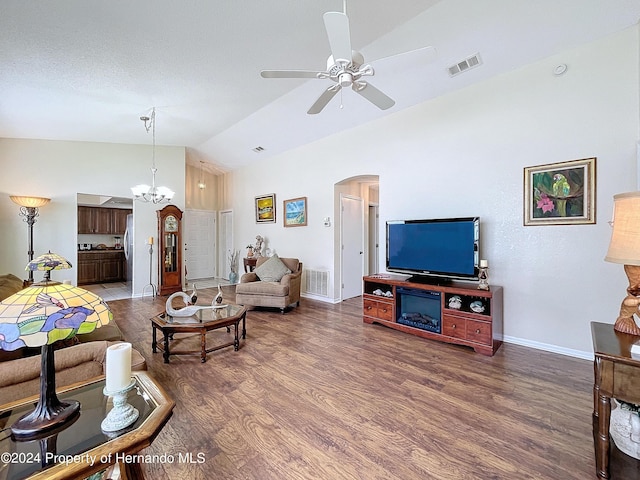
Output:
[{"xmin": 386, "ymin": 217, "xmax": 479, "ymax": 281}]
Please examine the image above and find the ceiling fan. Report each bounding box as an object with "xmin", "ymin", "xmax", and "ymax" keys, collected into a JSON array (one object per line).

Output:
[{"xmin": 260, "ymin": 9, "xmax": 436, "ymax": 114}]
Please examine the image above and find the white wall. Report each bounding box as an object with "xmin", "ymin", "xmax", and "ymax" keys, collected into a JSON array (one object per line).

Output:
[
  {"xmin": 0, "ymin": 139, "xmax": 186, "ymax": 296},
  {"xmin": 228, "ymin": 26, "xmax": 639, "ymax": 357}
]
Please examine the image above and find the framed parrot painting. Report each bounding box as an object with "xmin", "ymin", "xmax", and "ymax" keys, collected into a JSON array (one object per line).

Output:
[{"xmin": 524, "ymin": 157, "xmax": 596, "ymax": 225}]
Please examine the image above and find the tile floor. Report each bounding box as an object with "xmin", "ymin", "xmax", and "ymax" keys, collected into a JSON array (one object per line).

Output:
[
  {"xmin": 82, "ymin": 278, "xmax": 232, "ymax": 302},
  {"xmin": 81, "ymin": 282, "xmax": 131, "ymax": 302}
]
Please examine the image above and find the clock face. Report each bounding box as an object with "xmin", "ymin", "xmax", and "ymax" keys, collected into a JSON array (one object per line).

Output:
[{"xmin": 165, "ymin": 215, "xmax": 178, "ymax": 232}]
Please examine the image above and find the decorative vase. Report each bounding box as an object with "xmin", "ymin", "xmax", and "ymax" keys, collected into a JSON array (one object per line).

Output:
[
  {"xmin": 229, "ymin": 271, "xmax": 238, "ymax": 284},
  {"xmin": 610, "ymin": 399, "xmax": 640, "ymax": 459}
]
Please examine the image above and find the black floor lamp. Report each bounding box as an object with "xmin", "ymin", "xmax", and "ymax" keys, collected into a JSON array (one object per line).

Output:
[{"xmin": 10, "ymin": 195, "xmax": 51, "ymax": 284}]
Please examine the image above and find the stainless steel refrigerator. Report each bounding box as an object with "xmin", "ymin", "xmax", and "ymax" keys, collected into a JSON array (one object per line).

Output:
[{"xmin": 124, "ymin": 213, "xmax": 133, "ymax": 294}]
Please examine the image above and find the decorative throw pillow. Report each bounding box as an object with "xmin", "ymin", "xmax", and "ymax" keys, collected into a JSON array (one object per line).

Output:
[{"xmin": 254, "ymin": 255, "xmax": 291, "ymax": 282}]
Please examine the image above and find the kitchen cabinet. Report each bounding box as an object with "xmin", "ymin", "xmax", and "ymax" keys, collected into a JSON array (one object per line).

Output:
[
  {"xmin": 77, "ymin": 257, "xmax": 100, "ymax": 284},
  {"xmin": 77, "ymin": 207, "xmax": 132, "ymax": 234},
  {"xmin": 78, "ymin": 251, "xmax": 125, "ymax": 285}
]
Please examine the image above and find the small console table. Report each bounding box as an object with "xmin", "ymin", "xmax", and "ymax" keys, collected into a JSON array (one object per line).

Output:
[
  {"xmin": 363, "ymin": 274, "xmax": 503, "ymax": 356},
  {"xmin": 591, "ymin": 321, "xmax": 640, "ymax": 479},
  {"xmin": 244, "ymin": 257, "xmax": 257, "ymax": 273}
]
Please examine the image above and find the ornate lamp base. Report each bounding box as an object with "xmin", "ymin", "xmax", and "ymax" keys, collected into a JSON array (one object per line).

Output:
[
  {"xmin": 615, "ymin": 265, "xmax": 640, "ymax": 336},
  {"xmin": 11, "ymin": 345, "xmax": 80, "ymax": 440},
  {"xmin": 101, "ymin": 381, "xmax": 139, "ymax": 433}
]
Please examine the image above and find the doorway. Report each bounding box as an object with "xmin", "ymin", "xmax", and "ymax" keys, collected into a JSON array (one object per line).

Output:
[
  {"xmin": 368, "ymin": 204, "xmax": 379, "ymax": 274},
  {"xmin": 340, "ymin": 194, "xmax": 364, "ymax": 300},
  {"xmin": 219, "ymin": 210, "xmax": 234, "ymax": 280}
]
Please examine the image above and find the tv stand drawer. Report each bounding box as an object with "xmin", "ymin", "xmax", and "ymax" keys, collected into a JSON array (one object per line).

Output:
[{"xmin": 363, "ymin": 297, "xmax": 394, "ymax": 321}]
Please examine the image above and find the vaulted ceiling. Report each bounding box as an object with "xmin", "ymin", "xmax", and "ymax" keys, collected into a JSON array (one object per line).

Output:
[{"xmin": 1, "ymin": 0, "xmax": 638, "ymax": 173}]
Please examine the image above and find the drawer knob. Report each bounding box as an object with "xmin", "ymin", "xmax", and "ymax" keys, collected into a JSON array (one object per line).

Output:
[
  {"xmin": 366, "ymin": 305, "xmax": 372, "ymax": 310},
  {"xmin": 452, "ymin": 324, "xmax": 456, "ymax": 329},
  {"xmin": 476, "ymin": 329, "xmax": 481, "ymax": 334}
]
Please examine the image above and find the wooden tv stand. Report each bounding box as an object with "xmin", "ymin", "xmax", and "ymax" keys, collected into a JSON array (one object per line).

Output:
[{"xmin": 363, "ymin": 274, "xmax": 503, "ymax": 356}]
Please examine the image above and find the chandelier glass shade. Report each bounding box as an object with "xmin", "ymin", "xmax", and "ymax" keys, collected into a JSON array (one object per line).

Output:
[
  {"xmin": 198, "ymin": 161, "xmax": 206, "ymax": 190},
  {"xmin": 132, "ymin": 107, "xmax": 175, "ymax": 204}
]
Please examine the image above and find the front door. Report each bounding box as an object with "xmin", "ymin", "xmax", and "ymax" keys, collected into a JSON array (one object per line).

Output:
[{"xmin": 184, "ymin": 210, "xmax": 216, "ymax": 280}]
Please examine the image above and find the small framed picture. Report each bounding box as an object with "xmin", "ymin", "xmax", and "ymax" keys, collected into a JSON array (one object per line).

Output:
[
  {"xmin": 283, "ymin": 197, "xmax": 307, "ymax": 227},
  {"xmin": 523, "ymin": 157, "xmax": 596, "ymax": 226},
  {"xmin": 255, "ymin": 194, "xmax": 276, "ymax": 223}
]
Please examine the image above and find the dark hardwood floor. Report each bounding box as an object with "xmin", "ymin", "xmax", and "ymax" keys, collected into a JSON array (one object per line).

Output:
[{"xmin": 107, "ymin": 287, "xmax": 634, "ymax": 479}]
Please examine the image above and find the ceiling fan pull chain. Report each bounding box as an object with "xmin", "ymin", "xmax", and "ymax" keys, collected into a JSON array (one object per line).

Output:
[{"xmin": 340, "ymin": 88, "xmax": 344, "ymax": 109}]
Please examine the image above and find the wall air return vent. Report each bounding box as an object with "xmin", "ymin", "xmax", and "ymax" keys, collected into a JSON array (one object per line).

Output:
[{"xmin": 447, "ymin": 53, "xmax": 482, "ymax": 77}]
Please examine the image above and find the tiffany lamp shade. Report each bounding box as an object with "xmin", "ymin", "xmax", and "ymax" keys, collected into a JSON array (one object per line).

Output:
[
  {"xmin": 0, "ymin": 259, "xmax": 112, "ymax": 438},
  {"xmin": 26, "ymin": 251, "xmax": 73, "ymax": 282}
]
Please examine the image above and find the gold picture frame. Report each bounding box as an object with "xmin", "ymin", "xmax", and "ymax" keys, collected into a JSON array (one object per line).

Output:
[
  {"xmin": 523, "ymin": 157, "xmax": 596, "ymax": 226},
  {"xmin": 283, "ymin": 197, "xmax": 307, "ymax": 227},
  {"xmin": 255, "ymin": 194, "xmax": 276, "ymax": 223}
]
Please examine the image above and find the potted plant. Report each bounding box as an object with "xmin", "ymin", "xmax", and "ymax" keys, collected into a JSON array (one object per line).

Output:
[{"xmin": 228, "ymin": 250, "xmax": 239, "ymax": 284}]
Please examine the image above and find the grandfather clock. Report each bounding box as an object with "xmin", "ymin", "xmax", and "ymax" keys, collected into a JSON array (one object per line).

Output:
[{"xmin": 157, "ymin": 205, "xmax": 183, "ymax": 296}]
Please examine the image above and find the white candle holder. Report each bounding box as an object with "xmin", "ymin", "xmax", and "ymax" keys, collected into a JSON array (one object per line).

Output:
[
  {"xmin": 101, "ymin": 379, "xmax": 139, "ymax": 433},
  {"xmin": 478, "ymin": 266, "xmax": 489, "ymax": 290}
]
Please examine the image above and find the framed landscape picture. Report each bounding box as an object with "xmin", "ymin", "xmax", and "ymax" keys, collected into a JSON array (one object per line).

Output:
[
  {"xmin": 255, "ymin": 194, "xmax": 276, "ymax": 223},
  {"xmin": 523, "ymin": 157, "xmax": 596, "ymax": 226},
  {"xmin": 284, "ymin": 197, "xmax": 307, "ymax": 227}
]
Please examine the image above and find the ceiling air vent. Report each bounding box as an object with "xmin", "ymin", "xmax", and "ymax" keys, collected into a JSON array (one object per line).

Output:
[
  {"xmin": 447, "ymin": 53, "xmax": 482, "ymax": 77},
  {"xmin": 252, "ymin": 146, "xmax": 265, "ymax": 153}
]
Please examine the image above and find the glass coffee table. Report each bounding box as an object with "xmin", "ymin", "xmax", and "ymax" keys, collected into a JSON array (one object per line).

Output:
[
  {"xmin": 0, "ymin": 371, "xmax": 174, "ymax": 480},
  {"xmin": 151, "ymin": 304, "xmax": 247, "ymax": 363}
]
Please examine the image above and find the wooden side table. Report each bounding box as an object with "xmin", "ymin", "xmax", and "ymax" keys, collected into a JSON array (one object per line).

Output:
[
  {"xmin": 591, "ymin": 321, "xmax": 640, "ymax": 479},
  {"xmin": 244, "ymin": 257, "xmax": 257, "ymax": 273},
  {"xmin": 0, "ymin": 371, "xmax": 174, "ymax": 480}
]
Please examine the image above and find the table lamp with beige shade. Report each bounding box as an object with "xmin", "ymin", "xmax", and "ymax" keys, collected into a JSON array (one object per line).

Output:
[{"xmin": 605, "ymin": 191, "xmax": 640, "ymax": 336}]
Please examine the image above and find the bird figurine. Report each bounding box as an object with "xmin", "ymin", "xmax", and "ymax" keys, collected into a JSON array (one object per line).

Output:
[
  {"xmin": 189, "ymin": 284, "xmax": 198, "ymax": 304},
  {"xmin": 165, "ymin": 291, "xmax": 213, "ymax": 317},
  {"xmin": 213, "ymin": 284, "xmax": 223, "ymax": 305}
]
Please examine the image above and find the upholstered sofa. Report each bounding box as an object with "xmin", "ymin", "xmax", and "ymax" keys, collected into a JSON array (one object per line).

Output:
[
  {"xmin": 236, "ymin": 256, "xmax": 302, "ymax": 314},
  {"xmin": 0, "ymin": 340, "xmax": 147, "ymax": 405},
  {"xmin": 0, "ymin": 273, "xmax": 146, "ymax": 406}
]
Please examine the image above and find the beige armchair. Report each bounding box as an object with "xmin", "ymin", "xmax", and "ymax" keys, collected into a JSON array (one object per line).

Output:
[{"xmin": 235, "ymin": 256, "xmax": 302, "ymax": 314}]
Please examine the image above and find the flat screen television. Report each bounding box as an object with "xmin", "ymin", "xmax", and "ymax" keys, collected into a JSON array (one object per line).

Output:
[{"xmin": 386, "ymin": 217, "xmax": 480, "ymax": 282}]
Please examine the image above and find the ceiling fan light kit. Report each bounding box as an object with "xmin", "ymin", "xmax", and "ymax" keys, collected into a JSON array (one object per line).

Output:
[{"xmin": 260, "ymin": 10, "xmax": 436, "ymax": 115}]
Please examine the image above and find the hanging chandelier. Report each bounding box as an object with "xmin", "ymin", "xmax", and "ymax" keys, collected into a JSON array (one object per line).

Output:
[{"xmin": 131, "ymin": 107, "xmax": 175, "ymax": 204}]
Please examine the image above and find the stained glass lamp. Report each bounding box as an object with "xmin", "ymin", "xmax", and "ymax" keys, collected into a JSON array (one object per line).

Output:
[
  {"xmin": 0, "ymin": 254, "xmax": 112, "ymax": 438},
  {"xmin": 26, "ymin": 251, "xmax": 73, "ymax": 282}
]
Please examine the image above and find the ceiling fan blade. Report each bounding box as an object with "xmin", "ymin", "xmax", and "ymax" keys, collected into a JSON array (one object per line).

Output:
[
  {"xmin": 352, "ymin": 82, "xmax": 395, "ymax": 110},
  {"xmin": 323, "ymin": 12, "xmax": 352, "ymax": 63},
  {"xmin": 370, "ymin": 46, "xmax": 437, "ymax": 70},
  {"xmin": 307, "ymin": 85, "xmax": 341, "ymax": 115},
  {"xmin": 261, "ymin": 70, "xmax": 326, "ymax": 79}
]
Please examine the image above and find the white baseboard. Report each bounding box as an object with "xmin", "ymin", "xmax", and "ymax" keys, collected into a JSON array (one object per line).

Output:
[
  {"xmin": 300, "ymin": 293, "xmax": 340, "ymax": 304},
  {"xmin": 503, "ymin": 335, "xmax": 593, "ymax": 360}
]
